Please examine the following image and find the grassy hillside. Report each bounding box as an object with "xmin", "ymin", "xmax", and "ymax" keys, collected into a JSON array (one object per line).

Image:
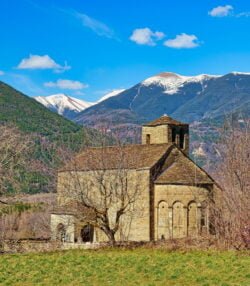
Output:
[
  {"xmin": 0, "ymin": 81, "xmax": 101, "ymax": 193},
  {"xmin": 0, "ymin": 81, "xmax": 89, "ymax": 146},
  {"xmin": 0, "ymin": 249, "xmax": 249, "ymax": 285}
]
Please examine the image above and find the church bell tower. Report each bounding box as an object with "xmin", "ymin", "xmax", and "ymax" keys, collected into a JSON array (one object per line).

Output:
[{"xmin": 141, "ymin": 115, "xmax": 189, "ymax": 155}]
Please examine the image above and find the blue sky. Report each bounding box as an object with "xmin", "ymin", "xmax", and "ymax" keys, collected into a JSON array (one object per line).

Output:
[{"xmin": 1, "ymin": 0, "xmax": 250, "ymax": 101}]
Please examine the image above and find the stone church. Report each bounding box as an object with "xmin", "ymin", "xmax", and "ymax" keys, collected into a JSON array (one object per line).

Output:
[{"xmin": 51, "ymin": 115, "xmax": 221, "ymax": 243}]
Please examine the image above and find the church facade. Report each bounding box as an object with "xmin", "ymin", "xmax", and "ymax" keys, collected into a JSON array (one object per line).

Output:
[{"xmin": 51, "ymin": 116, "xmax": 221, "ymax": 243}]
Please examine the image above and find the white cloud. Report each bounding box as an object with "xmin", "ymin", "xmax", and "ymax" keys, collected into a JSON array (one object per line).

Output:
[
  {"xmin": 0, "ymin": 71, "xmax": 4, "ymax": 76},
  {"xmin": 75, "ymin": 12, "xmax": 115, "ymax": 38},
  {"xmin": 74, "ymin": 91, "xmax": 85, "ymax": 96},
  {"xmin": 236, "ymin": 12, "xmax": 250, "ymax": 18},
  {"xmin": 208, "ymin": 5, "xmax": 233, "ymax": 17},
  {"xmin": 44, "ymin": 79, "xmax": 88, "ymax": 90},
  {"xmin": 130, "ymin": 28, "xmax": 165, "ymax": 46},
  {"xmin": 164, "ymin": 33, "xmax": 200, "ymax": 49},
  {"xmin": 17, "ymin": 55, "xmax": 71, "ymax": 72}
]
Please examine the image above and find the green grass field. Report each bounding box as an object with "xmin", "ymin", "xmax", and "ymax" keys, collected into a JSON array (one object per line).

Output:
[{"xmin": 0, "ymin": 249, "xmax": 249, "ymax": 286}]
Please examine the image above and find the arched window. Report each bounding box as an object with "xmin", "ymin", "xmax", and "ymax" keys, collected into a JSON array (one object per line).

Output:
[
  {"xmin": 180, "ymin": 129, "xmax": 185, "ymax": 149},
  {"xmin": 157, "ymin": 201, "xmax": 169, "ymax": 240},
  {"xmin": 56, "ymin": 223, "xmax": 66, "ymax": 242},
  {"xmin": 81, "ymin": 224, "xmax": 94, "ymax": 243},
  {"xmin": 200, "ymin": 201, "xmax": 208, "ymax": 235},
  {"xmin": 188, "ymin": 201, "xmax": 198, "ymax": 237},
  {"xmin": 172, "ymin": 201, "xmax": 185, "ymax": 238},
  {"xmin": 146, "ymin": 134, "xmax": 151, "ymax": 144}
]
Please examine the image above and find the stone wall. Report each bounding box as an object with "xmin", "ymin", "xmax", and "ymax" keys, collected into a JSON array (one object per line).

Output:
[
  {"xmin": 141, "ymin": 125, "xmax": 169, "ymax": 145},
  {"xmin": 55, "ymin": 169, "xmax": 151, "ymax": 242},
  {"xmin": 141, "ymin": 125, "xmax": 189, "ymax": 154},
  {"xmin": 50, "ymin": 214, "xmax": 75, "ymax": 242},
  {"xmin": 154, "ymin": 184, "xmax": 211, "ymax": 239}
]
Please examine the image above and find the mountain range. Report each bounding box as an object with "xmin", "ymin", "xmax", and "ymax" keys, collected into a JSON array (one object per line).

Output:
[
  {"xmin": 36, "ymin": 71, "xmax": 250, "ymax": 126},
  {"xmin": 35, "ymin": 89, "xmax": 125, "ymax": 120},
  {"xmin": 71, "ymin": 71, "xmax": 249, "ymax": 165},
  {"xmin": 74, "ymin": 72, "xmax": 250, "ymax": 127}
]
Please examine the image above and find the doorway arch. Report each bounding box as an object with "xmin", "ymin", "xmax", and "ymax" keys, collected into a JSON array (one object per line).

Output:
[
  {"xmin": 56, "ymin": 223, "xmax": 66, "ymax": 242},
  {"xmin": 81, "ymin": 224, "xmax": 94, "ymax": 243}
]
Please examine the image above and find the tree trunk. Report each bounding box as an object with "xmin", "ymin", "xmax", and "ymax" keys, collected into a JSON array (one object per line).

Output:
[{"xmin": 102, "ymin": 228, "xmax": 116, "ymax": 245}]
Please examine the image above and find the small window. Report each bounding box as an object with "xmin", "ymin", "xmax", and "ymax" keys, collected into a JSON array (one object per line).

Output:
[{"xmin": 146, "ymin": 134, "xmax": 150, "ymax": 144}]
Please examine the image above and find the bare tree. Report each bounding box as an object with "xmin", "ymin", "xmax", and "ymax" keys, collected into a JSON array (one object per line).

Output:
[
  {"xmin": 0, "ymin": 125, "xmax": 32, "ymax": 202},
  {"xmin": 211, "ymin": 117, "xmax": 250, "ymax": 249},
  {"xmin": 59, "ymin": 132, "xmax": 143, "ymax": 245}
]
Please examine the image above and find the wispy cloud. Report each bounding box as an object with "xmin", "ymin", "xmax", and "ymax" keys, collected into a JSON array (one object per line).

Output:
[
  {"xmin": 44, "ymin": 79, "xmax": 88, "ymax": 90},
  {"xmin": 130, "ymin": 28, "xmax": 165, "ymax": 46},
  {"xmin": 164, "ymin": 33, "xmax": 200, "ymax": 49},
  {"xmin": 208, "ymin": 5, "xmax": 233, "ymax": 17},
  {"xmin": 0, "ymin": 70, "xmax": 5, "ymax": 76},
  {"xmin": 17, "ymin": 55, "xmax": 71, "ymax": 73},
  {"xmin": 74, "ymin": 11, "xmax": 115, "ymax": 39},
  {"xmin": 10, "ymin": 73, "xmax": 46, "ymax": 95},
  {"xmin": 209, "ymin": 5, "xmax": 250, "ymax": 18},
  {"xmin": 236, "ymin": 12, "xmax": 250, "ymax": 18},
  {"xmin": 74, "ymin": 91, "xmax": 86, "ymax": 96}
]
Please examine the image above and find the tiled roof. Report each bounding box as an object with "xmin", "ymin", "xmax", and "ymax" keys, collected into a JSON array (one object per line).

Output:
[
  {"xmin": 155, "ymin": 151, "xmax": 214, "ymax": 185},
  {"xmin": 60, "ymin": 143, "xmax": 174, "ymax": 172},
  {"xmin": 143, "ymin": 115, "xmax": 188, "ymax": 127}
]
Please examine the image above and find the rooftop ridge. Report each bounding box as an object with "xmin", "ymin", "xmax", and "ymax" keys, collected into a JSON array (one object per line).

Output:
[{"xmin": 143, "ymin": 115, "xmax": 188, "ymax": 127}]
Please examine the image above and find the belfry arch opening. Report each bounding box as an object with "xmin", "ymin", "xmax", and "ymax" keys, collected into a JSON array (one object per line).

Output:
[
  {"xmin": 179, "ymin": 128, "xmax": 185, "ymax": 149},
  {"xmin": 172, "ymin": 128, "xmax": 176, "ymax": 143}
]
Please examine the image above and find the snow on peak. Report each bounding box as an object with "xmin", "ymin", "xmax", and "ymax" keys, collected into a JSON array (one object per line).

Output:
[
  {"xmin": 35, "ymin": 94, "xmax": 94, "ymax": 115},
  {"xmin": 231, "ymin": 71, "xmax": 250, "ymax": 76},
  {"xmin": 35, "ymin": 90, "xmax": 125, "ymax": 116},
  {"xmin": 97, "ymin": 89, "xmax": 125, "ymax": 103},
  {"xmin": 142, "ymin": 72, "xmax": 220, "ymax": 95}
]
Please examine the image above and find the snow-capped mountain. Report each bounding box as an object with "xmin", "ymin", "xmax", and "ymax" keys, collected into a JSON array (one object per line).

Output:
[
  {"xmin": 75, "ymin": 71, "xmax": 250, "ymax": 127},
  {"xmin": 35, "ymin": 94, "xmax": 94, "ymax": 119},
  {"xmin": 97, "ymin": 89, "xmax": 125, "ymax": 103},
  {"xmin": 142, "ymin": 72, "xmax": 220, "ymax": 95},
  {"xmin": 35, "ymin": 90, "xmax": 125, "ymax": 120}
]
